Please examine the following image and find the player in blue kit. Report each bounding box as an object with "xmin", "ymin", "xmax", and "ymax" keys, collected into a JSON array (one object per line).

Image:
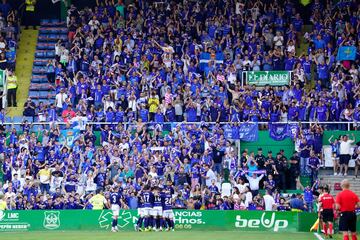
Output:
[
  {"xmin": 135, "ymin": 193, "xmax": 144, "ymax": 231},
  {"xmin": 110, "ymin": 186, "xmax": 121, "ymax": 232},
  {"xmin": 141, "ymin": 185, "xmax": 154, "ymax": 231},
  {"xmin": 162, "ymin": 188, "xmax": 175, "ymax": 231},
  {"xmin": 151, "ymin": 187, "xmax": 164, "ymax": 231}
]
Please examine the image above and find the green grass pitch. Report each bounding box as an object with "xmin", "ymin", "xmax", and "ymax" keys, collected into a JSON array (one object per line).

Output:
[{"xmin": 0, "ymin": 231, "xmax": 342, "ymax": 240}]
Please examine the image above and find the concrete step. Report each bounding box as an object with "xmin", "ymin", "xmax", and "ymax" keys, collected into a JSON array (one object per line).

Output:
[{"xmin": 319, "ymin": 174, "xmax": 360, "ymax": 196}]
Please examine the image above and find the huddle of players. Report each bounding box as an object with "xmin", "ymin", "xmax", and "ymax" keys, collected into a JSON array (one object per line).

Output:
[
  {"xmin": 135, "ymin": 185, "xmax": 175, "ymax": 232},
  {"xmin": 109, "ymin": 185, "xmax": 175, "ymax": 232}
]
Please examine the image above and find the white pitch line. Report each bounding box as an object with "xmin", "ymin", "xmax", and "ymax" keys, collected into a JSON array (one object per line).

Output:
[{"xmin": 314, "ymin": 233, "xmax": 325, "ymax": 240}]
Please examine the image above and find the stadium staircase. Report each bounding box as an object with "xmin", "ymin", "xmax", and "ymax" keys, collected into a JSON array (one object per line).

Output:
[
  {"xmin": 29, "ymin": 19, "xmax": 67, "ymax": 107},
  {"xmin": 7, "ymin": 29, "xmax": 38, "ymax": 117},
  {"xmin": 318, "ymin": 169, "xmax": 360, "ymax": 196}
]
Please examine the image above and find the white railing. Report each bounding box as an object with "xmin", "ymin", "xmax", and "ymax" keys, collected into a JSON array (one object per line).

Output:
[{"xmin": 1, "ymin": 121, "xmax": 358, "ymax": 131}]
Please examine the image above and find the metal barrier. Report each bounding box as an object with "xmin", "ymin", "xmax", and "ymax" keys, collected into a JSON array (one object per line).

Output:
[{"xmin": 1, "ymin": 121, "xmax": 357, "ymax": 131}]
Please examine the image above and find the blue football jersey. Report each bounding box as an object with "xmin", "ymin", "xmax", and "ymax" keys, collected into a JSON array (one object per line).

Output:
[
  {"xmin": 153, "ymin": 194, "xmax": 162, "ymax": 207},
  {"xmin": 142, "ymin": 192, "xmax": 153, "ymax": 208},
  {"xmin": 162, "ymin": 193, "xmax": 173, "ymax": 210},
  {"xmin": 110, "ymin": 192, "xmax": 121, "ymax": 205}
]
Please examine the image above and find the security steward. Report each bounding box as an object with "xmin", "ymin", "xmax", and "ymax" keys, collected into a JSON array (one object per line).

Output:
[
  {"xmin": 24, "ymin": 0, "xmax": 37, "ymax": 29},
  {"xmin": 6, "ymin": 70, "xmax": 17, "ymax": 107}
]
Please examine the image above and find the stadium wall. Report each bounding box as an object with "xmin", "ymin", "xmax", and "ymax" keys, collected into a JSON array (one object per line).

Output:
[
  {"xmin": 0, "ymin": 210, "xmax": 318, "ymax": 232},
  {"xmin": 240, "ymin": 130, "xmax": 360, "ymax": 158}
]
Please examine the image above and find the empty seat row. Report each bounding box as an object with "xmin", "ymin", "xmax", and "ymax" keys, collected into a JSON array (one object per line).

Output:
[
  {"xmin": 35, "ymin": 51, "xmax": 55, "ymax": 58},
  {"xmin": 29, "ymin": 91, "xmax": 56, "ymax": 99},
  {"xmin": 37, "ymin": 43, "xmax": 55, "ymax": 50},
  {"xmin": 38, "ymin": 35, "xmax": 67, "ymax": 42},
  {"xmin": 29, "ymin": 83, "xmax": 54, "ymax": 91}
]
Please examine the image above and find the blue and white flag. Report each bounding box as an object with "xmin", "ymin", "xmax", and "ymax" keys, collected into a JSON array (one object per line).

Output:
[
  {"xmin": 336, "ymin": 46, "xmax": 356, "ymax": 61},
  {"xmin": 59, "ymin": 129, "xmax": 81, "ymax": 147},
  {"xmin": 287, "ymin": 123, "xmax": 300, "ymax": 140},
  {"xmin": 269, "ymin": 124, "xmax": 289, "ymax": 141},
  {"xmin": 238, "ymin": 123, "xmax": 258, "ymax": 142},
  {"xmin": 269, "ymin": 123, "xmax": 300, "ymax": 141},
  {"xmin": 70, "ymin": 116, "xmax": 88, "ymax": 131},
  {"xmin": 223, "ymin": 123, "xmax": 258, "ymax": 141},
  {"xmin": 199, "ymin": 52, "xmax": 224, "ymax": 71}
]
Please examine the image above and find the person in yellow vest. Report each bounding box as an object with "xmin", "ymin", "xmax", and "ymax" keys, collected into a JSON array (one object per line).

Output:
[
  {"xmin": 88, "ymin": 189, "xmax": 110, "ymax": 210},
  {"xmin": 148, "ymin": 91, "xmax": 159, "ymax": 121},
  {"xmin": 24, "ymin": 0, "xmax": 37, "ymax": 29},
  {"xmin": 0, "ymin": 195, "xmax": 7, "ymax": 210},
  {"xmin": 6, "ymin": 70, "xmax": 17, "ymax": 107}
]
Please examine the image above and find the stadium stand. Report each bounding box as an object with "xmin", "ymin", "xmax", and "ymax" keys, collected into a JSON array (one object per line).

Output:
[{"xmin": 0, "ymin": 0, "xmax": 359, "ymax": 214}]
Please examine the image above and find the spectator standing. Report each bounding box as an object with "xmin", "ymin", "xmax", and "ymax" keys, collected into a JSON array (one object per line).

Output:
[
  {"xmin": 263, "ymin": 189, "xmax": 276, "ymax": 211},
  {"xmin": 246, "ymin": 173, "xmax": 264, "ymax": 196},
  {"xmin": 212, "ymin": 145, "xmax": 225, "ymax": 175},
  {"xmin": 339, "ymin": 134, "xmax": 356, "ymax": 176},
  {"xmin": 37, "ymin": 164, "xmax": 51, "ymax": 193},
  {"xmin": 299, "ymin": 138, "xmax": 311, "ymax": 175},
  {"xmin": 205, "ymin": 164, "xmax": 216, "ymax": 187},
  {"xmin": 23, "ymin": 98, "xmax": 36, "ymax": 118},
  {"xmin": 307, "ymin": 150, "xmax": 320, "ymax": 186}
]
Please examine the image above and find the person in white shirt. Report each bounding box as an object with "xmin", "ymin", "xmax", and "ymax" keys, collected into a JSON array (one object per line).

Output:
[
  {"xmin": 245, "ymin": 173, "xmax": 264, "ymax": 196},
  {"xmin": 234, "ymin": 178, "xmax": 249, "ymax": 194},
  {"xmin": 205, "ymin": 164, "xmax": 217, "ymax": 187},
  {"xmin": 263, "ymin": 189, "xmax": 276, "ymax": 211},
  {"xmin": 55, "ymin": 88, "xmax": 68, "ymax": 113},
  {"xmin": 244, "ymin": 186, "xmax": 253, "ymax": 208},
  {"xmin": 103, "ymin": 95, "xmax": 115, "ymax": 112},
  {"xmin": 339, "ymin": 134, "xmax": 355, "ymax": 176}
]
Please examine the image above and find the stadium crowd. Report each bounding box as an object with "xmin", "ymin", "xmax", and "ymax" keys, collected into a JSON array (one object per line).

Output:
[
  {"xmin": 0, "ymin": 0, "xmax": 360, "ymax": 213},
  {"xmin": 18, "ymin": 0, "xmax": 359, "ymax": 127}
]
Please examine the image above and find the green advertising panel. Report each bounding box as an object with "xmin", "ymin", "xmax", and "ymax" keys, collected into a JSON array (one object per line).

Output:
[
  {"xmin": 247, "ymin": 71, "xmax": 290, "ymax": 86},
  {"xmin": 0, "ymin": 209, "xmax": 317, "ymax": 233},
  {"xmin": 0, "ymin": 69, "xmax": 5, "ymax": 87}
]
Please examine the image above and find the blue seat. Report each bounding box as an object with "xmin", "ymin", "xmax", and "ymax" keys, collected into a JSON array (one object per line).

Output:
[
  {"xmin": 29, "ymin": 91, "xmax": 39, "ymax": 99},
  {"xmin": 35, "ymin": 51, "xmax": 45, "ymax": 58},
  {"xmin": 46, "ymin": 52, "xmax": 55, "ymax": 57},
  {"xmin": 24, "ymin": 116, "xmax": 34, "ymax": 123},
  {"xmin": 32, "ymin": 125, "xmax": 42, "ymax": 132},
  {"xmin": 13, "ymin": 116, "xmax": 23, "ymax": 123},
  {"xmin": 5, "ymin": 116, "xmax": 12, "ymax": 123},
  {"xmin": 39, "ymin": 91, "xmax": 49, "ymax": 99}
]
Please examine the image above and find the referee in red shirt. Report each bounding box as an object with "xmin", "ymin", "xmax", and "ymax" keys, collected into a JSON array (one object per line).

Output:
[
  {"xmin": 336, "ymin": 179, "xmax": 360, "ymax": 240},
  {"xmin": 319, "ymin": 186, "xmax": 335, "ymax": 238}
]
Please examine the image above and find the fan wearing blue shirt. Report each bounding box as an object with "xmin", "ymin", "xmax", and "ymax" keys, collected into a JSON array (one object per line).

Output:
[
  {"xmin": 313, "ymin": 35, "xmax": 326, "ymax": 50},
  {"xmin": 315, "ymin": 59, "xmax": 329, "ymax": 88}
]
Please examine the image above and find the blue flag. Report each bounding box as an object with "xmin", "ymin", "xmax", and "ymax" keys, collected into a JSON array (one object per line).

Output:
[
  {"xmin": 199, "ymin": 52, "xmax": 224, "ymax": 71},
  {"xmin": 238, "ymin": 123, "xmax": 258, "ymax": 142},
  {"xmin": 222, "ymin": 123, "xmax": 258, "ymax": 141},
  {"xmin": 336, "ymin": 46, "xmax": 356, "ymax": 61},
  {"xmin": 223, "ymin": 124, "xmax": 233, "ymax": 139},
  {"xmin": 269, "ymin": 124, "xmax": 288, "ymax": 141},
  {"xmin": 60, "ymin": 129, "xmax": 81, "ymax": 147},
  {"xmin": 287, "ymin": 123, "xmax": 300, "ymax": 140}
]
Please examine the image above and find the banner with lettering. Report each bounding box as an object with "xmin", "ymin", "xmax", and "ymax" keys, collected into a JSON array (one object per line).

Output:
[
  {"xmin": 269, "ymin": 124, "xmax": 289, "ymax": 141},
  {"xmin": 246, "ymin": 71, "xmax": 291, "ymax": 86},
  {"xmin": 269, "ymin": 123, "xmax": 300, "ymax": 141},
  {"xmin": 238, "ymin": 123, "xmax": 258, "ymax": 142}
]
